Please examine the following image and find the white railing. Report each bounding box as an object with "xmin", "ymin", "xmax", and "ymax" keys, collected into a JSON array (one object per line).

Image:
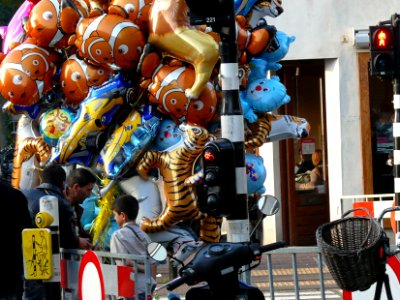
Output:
[{"xmin": 340, "ymin": 193, "xmax": 395, "ymax": 219}]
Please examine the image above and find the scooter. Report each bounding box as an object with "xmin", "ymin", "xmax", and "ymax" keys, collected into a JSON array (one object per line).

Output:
[{"xmin": 148, "ymin": 195, "xmax": 286, "ymax": 300}]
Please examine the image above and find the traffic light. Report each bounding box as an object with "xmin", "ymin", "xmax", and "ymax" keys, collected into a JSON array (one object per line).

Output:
[
  {"xmin": 369, "ymin": 25, "xmax": 397, "ymax": 77},
  {"xmin": 199, "ymin": 139, "xmax": 237, "ymax": 217}
]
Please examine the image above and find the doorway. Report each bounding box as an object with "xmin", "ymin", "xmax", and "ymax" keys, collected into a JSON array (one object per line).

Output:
[
  {"xmin": 276, "ymin": 60, "xmax": 330, "ymax": 246},
  {"xmin": 358, "ymin": 52, "xmax": 394, "ymax": 195}
]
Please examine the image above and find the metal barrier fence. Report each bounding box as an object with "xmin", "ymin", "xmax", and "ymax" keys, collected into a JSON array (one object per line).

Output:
[
  {"xmin": 254, "ymin": 246, "xmax": 340, "ymax": 300},
  {"xmin": 60, "ymin": 248, "xmax": 154, "ymax": 300},
  {"xmin": 254, "ymin": 245, "xmax": 399, "ymax": 300}
]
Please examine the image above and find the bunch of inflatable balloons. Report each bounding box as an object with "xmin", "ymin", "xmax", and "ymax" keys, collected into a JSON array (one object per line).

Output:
[{"xmin": 0, "ymin": 0, "xmax": 310, "ymax": 251}]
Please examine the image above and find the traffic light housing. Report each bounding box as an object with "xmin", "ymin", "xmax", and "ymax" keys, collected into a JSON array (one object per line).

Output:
[
  {"xmin": 369, "ymin": 25, "xmax": 397, "ymax": 77},
  {"xmin": 185, "ymin": 0, "xmax": 234, "ymax": 26},
  {"xmin": 199, "ymin": 139, "xmax": 237, "ymax": 217}
]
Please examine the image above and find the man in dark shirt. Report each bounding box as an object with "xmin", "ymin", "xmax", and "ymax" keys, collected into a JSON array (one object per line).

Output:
[
  {"xmin": 0, "ymin": 181, "xmax": 32, "ymax": 300},
  {"xmin": 65, "ymin": 167, "xmax": 97, "ymax": 240}
]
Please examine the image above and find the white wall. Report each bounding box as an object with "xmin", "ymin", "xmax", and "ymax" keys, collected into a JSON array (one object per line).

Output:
[
  {"xmin": 264, "ymin": 1, "xmax": 400, "ymax": 219},
  {"xmin": 259, "ymin": 141, "xmax": 282, "ymax": 244}
]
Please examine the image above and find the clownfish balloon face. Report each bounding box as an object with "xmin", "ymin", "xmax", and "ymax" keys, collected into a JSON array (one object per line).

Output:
[
  {"xmin": 25, "ymin": 0, "xmax": 59, "ymax": 47},
  {"xmin": 146, "ymin": 62, "xmax": 217, "ymax": 124},
  {"xmin": 86, "ymin": 63, "xmax": 111, "ymax": 87},
  {"xmin": 186, "ymin": 82, "xmax": 217, "ymax": 126},
  {"xmin": 113, "ymin": 23, "xmax": 145, "ymax": 70},
  {"xmin": 3, "ymin": 42, "xmax": 58, "ymax": 82},
  {"xmin": 59, "ymin": 0, "xmax": 90, "ymax": 33},
  {"xmin": 60, "ymin": 56, "xmax": 90, "ymax": 106},
  {"xmin": 21, "ymin": 51, "xmax": 49, "ymax": 81},
  {"xmin": 60, "ymin": 54, "xmax": 112, "ymax": 106},
  {"xmin": 0, "ymin": 42, "xmax": 56, "ymax": 106},
  {"xmin": 26, "ymin": 0, "xmax": 89, "ymax": 48},
  {"xmin": 20, "ymin": 46, "xmax": 57, "ymax": 81},
  {"xmin": 0, "ymin": 65, "xmax": 42, "ymax": 106},
  {"xmin": 108, "ymin": 0, "xmax": 152, "ymax": 33},
  {"xmin": 80, "ymin": 36, "xmax": 114, "ymax": 66},
  {"xmin": 72, "ymin": 14, "xmax": 145, "ymax": 70},
  {"xmin": 148, "ymin": 82, "xmax": 188, "ymax": 120}
]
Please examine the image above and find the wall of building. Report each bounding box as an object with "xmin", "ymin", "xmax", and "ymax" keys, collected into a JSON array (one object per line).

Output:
[{"xmin": 264, "ymin": 1, "xmax": 399, "ymax": 219}]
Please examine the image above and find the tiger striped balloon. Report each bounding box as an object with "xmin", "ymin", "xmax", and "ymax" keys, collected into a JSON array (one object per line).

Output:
[{"xmin": 136, "ymin": 125, "xmax": 209, "ymax": 233}]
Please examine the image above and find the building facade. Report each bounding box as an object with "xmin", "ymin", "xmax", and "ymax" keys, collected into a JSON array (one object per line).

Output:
[{"xmin": 261, "ymin": 1, "xmax": 398, "ymax": 245}]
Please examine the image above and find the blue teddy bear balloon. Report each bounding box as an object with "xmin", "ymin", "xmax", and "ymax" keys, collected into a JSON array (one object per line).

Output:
[
  {"xmin": 246, "ymin": 153, "xmax": 267, "ymax": 195},
  {"xmin": 152, "ymin": 119, "xmax": 183, "ymax": 151},
  {"xmin": 256, "ymin": 30, "xmax": 295, "ymax": 71},
  {"xmin": 241, "ymin": 58, "xmax": 291, "ymax": 123}
]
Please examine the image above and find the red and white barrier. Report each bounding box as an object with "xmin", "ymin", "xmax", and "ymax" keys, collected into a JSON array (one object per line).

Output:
[{"xmin": 60, "ymin": 249, "xmax": 153, "ymax": 300}]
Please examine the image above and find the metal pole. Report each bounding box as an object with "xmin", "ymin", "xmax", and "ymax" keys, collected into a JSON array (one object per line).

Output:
[
  {"xmin": 217, "ymin": 0, "xmax": 250, "ymax": 283},
  {"xmin": 393, "ymin": 79, "xmax": 400, "ymax": 246},
  {"xmin": 219, "ymin": 2, "xmax": 249, "ymax": 243},
  {"xmin": 391, "ymin": 14, "xmax": 400, "ymax": 247}
]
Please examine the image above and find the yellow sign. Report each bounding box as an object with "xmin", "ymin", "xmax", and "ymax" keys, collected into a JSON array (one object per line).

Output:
[{"xmin": 22, "ymin": 228, "xmax": 53, "ymax": 280}]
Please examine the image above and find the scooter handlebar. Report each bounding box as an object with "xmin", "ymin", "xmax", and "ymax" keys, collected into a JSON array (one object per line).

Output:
[
  {"xmin": 162, "ymin": 241, "xmax": 287, "ymax": 291},
  {"xmin": 166, "ymin": 275, "xmax": 188, "ymax": 291},
  {"xmin": 259, "ymin": 241, "xmax": 286, "ymax": 253}
]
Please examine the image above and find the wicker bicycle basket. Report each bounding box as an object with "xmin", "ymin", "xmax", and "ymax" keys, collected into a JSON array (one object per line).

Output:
[{"xmin": 316, "ymin": 207, "xmax": 383, "ymax": 291}]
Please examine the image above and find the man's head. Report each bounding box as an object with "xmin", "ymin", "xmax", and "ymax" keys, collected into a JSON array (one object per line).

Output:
[
  {"xmin": 41, "ymin": 164, "xmax": 67, "ymax": 191},
  {"xmin": 66, "ymin": 168, "xmax": 96, "ymax": 205},
  {"xmin": 112, "ymin": 195, "xmax": 139, "ymax": 226}
]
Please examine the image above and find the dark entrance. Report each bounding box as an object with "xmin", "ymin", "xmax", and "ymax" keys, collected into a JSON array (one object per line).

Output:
[{"xmin": 277, "ymin": 60, "xmax": 330, "ymax": 246}]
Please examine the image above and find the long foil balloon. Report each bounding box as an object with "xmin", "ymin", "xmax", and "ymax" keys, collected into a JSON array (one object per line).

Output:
[
  {"xmin": 136, "ymin": 125, "xmax": 209, "ymax": 232},
  {"xmin": 12, "ymin": 136, "xmax": 50, "ymax": 189},
  {"xmin": 245, "ymin": 113, "xmax": 311, "ymax": 149},
  {"xmin": 148, "ymin": 0, "xmax": 219, "ymax": 99},
  {"xmin": 11, "ymin": 115, "xmax": 42, "ymax": 189},
  {"xmin": 91, "ymin": 178, "xmax": 119, "ymax": 245}
]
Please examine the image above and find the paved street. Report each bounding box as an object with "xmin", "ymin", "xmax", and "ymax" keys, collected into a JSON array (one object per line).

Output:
[{"xmin": 154, "ymin": 248, "xmax": 343, "ymax": 300}]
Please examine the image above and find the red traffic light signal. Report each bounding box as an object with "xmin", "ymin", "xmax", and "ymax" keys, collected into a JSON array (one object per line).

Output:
[
  {"xmin": 369, "ymin": 25, "xmax": 397, "ymax": 77},
  {"xmin": 203, "ymin": 150, "xmax": 216, "ymax": 161},
  {"xmin": 371, "ymin": 27, "xmax": 394, "ymax": 50}
]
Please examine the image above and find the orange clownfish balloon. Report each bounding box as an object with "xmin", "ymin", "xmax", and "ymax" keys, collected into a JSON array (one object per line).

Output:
[
  {"xmin": 60, "ymin": 54, "xmax": 111, "ymax": 106},
  {"xmin": 25, "ymin": 0, "xmax": 89, "ymax": 48},
  {"xmin": 0, "ymin": 42, "xmax": 57, "ymax": 106},
  {"xmin": 108, "ymin": 0, "xmax": 152, "ymax": 35},
  {"xmin": 71, "ymin": 14, "xmax": 145, "ymax": 70},
  {"xmin": 4, "ymin": 41, "xmax": 58, "ymax": 81},
  {"xmin": 145, "ymin": 60, "xmax": 217, "ymax": 126}
]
